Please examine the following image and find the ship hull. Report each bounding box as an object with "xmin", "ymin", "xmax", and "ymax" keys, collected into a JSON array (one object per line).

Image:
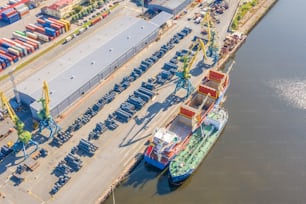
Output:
[
  {"xmin": 169, "ymin": 110, "xmax": 228, "ymax": 185},
  {"xmin": 144, "ymin": 155, "xmax": 168, "ymax": 170}
]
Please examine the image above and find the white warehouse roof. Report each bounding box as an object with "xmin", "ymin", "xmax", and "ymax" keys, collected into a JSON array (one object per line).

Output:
[
  {"xmin": 149, "ymin": 11, "xmax": 173, "ymax": 27},
  {"xmin": 16, "ymin": 15, "xmax": 159, "ymax": 115}
]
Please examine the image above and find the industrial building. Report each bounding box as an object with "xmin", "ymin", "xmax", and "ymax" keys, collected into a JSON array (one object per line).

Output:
[
  {"xmin": 148, "ymin": 0, "xmax": 193, "ymax": 15},
  {"xmin": 149, "ymin": 11, "xmax": 173, "ymax": 28},
  {"xmin": 41, "ymin": 0, "xmax": 88, "ymax": 18},
  {"xmin": 16, "ymin": 15, "xmax": 160, "ymax": 119}
]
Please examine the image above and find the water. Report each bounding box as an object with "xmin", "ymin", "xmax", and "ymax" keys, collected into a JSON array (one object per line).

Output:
[{"xmin": 104, "ymin": 1, "xmax": 306, "ymax": 203}]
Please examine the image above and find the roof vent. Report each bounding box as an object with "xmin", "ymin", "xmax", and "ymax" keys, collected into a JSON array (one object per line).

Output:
[
  {"xmin": 70, "ymin": 75, "xmax": 75, "ymax": 80},
  {"xmin": 109, "ymin": 48, "xmax": 113, "ymax": 52},
  {"xmin": 127, "ymin": 36, "xmax": 131, "ymax": 39},
  {"xmin": 141, "ymin": 26, "xmax": 144, "ymax": 29},
  {"xmin": 91, "ymin": 61, "xmax": 95, "ymax": 65},
  {"xmin": 50, "ymin": 91, "xmax": 54, "ymax": 95}
]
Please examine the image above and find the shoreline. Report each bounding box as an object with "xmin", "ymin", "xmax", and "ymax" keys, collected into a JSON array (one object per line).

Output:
[{"xmin": 97, "ymin": 0, "xmax": 278, "ymax": 203}]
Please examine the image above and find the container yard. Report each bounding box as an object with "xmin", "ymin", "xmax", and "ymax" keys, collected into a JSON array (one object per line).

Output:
[{"xmin": 0, "ymin": 0, "xmax": 278, "ymax": 203}]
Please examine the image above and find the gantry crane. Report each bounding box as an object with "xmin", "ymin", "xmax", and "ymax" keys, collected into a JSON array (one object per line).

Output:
[
  {"xmin": 37, "ymin": 81, "xmax": 60, "ymax": 139},
  {"xmin": 173, "ymin": 45, "xmax": 201, "ymax": 98},
  {"xmin": 201, "ymin": 12, "xmax": 219, "ymax": 64},
  {"xmin": 0, "ymin": 92, "xmax": 38, "ymax": 158}
]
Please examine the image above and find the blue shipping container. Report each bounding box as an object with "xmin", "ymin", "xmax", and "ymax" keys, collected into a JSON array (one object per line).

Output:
[{"xmin": 45, "ymin": 27, "xmax": 56, "ymax": 37}]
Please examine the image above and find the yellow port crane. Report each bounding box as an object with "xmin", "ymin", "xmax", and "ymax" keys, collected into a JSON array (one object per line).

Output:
[
  {"xmin": 174, "ymin": 42, "xmax": 202, "ymax": 98},
  {"xmin": 0, "ymin": 91, "xmax": 38, "ymax": 158},
  {"xmin": 37, "ymin": 81, "xmax": 60, "ymax": 139},
  {"xmin": 201, "ymin": 11, "xmax": 219, "ymax": 64}
]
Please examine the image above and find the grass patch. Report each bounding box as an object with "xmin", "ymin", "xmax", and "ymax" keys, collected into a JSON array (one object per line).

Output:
[{"xmin": 231, "ymin": 0, "xmax": 259, "ymax": 30}]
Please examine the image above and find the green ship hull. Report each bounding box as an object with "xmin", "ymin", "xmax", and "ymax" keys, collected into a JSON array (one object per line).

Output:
[{"xmin": 169, "ymin": 107, "xmax": 228, "ymax": 184}]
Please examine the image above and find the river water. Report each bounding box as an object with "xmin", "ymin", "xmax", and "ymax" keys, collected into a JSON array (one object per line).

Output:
[{"xmin": 104, "ymin": 1, "xmax": 306, "ymax": 203}]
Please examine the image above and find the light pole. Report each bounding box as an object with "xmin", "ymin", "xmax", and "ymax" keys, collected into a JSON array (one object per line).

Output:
[{"xmin": 9, "ymin": 68, "xmax": 21, "ymax": 106}]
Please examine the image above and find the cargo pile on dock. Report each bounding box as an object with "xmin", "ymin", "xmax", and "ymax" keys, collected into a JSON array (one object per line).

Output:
[
  {"xmin": 50, "ymin": 139, "xmax": 97, "ymax": 195},
  {"xmin": 50, "ymin": 27, "xmax": 192, "ymax": 146}
]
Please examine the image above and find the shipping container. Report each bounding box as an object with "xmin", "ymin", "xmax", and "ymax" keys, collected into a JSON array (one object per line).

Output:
[
  {"xmin": 0, "ymin": 48, "xmax": 18, "ymax": 62},
  {"xmin": 13, "ymin": 39, "xmax": 33, "ymax": 53},
  {"xmin": 21, "ymin": 37, "xmax": 39, "ymax": 50},
  {"xmin": 25, "ymin": 31, "xmax": 38, "ymax": 40},
  {"xmin": 17, "ymin": 7, "xmax": 29, "ymax": 16},
  {"xmin": 2, "ymin": 12, "xmax": 20, "ymax": 24},
  {"xmin": 33, "ymin": 31, "xmax": 50, "ymax": 42},
  {"xmin": 37, "ymin": 18, "xmax": 45, "ymax": 25},
  {"xmin": 0, "ymin": 54, "xmax": 11, "ymax": 67},
  {"xmin": 3, "ymin": 38, "xmax": 28, "ymax": 56},
  {"xmin": 11, "ymin": 45, "xmax": 25, "ymax": 56},
  {"xmin": 34, "ymin": 23, "xmax": 45, "ymax": 33},
  {"xmin": 52, "ymin": 23, "xmax": 64, "ymax": 34},
  {"xmin": 0, "ymin": 58, "xmax": 7, "ymax": 69},
  {"xmin": 8, "ymin": 47, "xmax": 20, "ymax": 57},
  {"xmin": 2, "ymin": 38, "xmax": 28, "ymax": 55},
  {"xmin": 45, "ymin": 27, "xmax": 56, "ymax": 37},
  {"xmin": 14, "ymin": 39, "xmax": 34, "ymax": 53},
  {"xmin": 0, "ymin": 40, "xmax": 11, "ymax": 49},
  {"xmin": 12, "ymin": 32, "xmax": 40, "ymax": 49},
  {"xmin": 14, "ymin": 3, "xmax": 27, "ymax": 10},
  {"xmin": 25, "ymin": 25, "xmax": 35, "ymax": 32},
  {"xmin": 15, "ymin": 30, "xmax": 26, "ymax": 36},
  {"xmin": 0, "ymin": 50, "xmax": 14, "ymax": 63},
  {"xmin": 47, "ymin": 18, "xmax": 66, "ymax": 33},
  {"xmin": 59, "ymin": 19, "xmax": 70, "ymax": 30},
  {"xmin": 2, "ymin": 8, "xmax": 16, "ymax": 17}
]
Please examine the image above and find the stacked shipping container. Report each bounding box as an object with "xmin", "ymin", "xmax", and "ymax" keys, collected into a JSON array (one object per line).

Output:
[
  {"xmin": 1, "ymin": 8, "xmax": 20, "ymax": 24},
  {"xmin": 14, "ymin": 3, "xmax": 29, "ymax": 16},
  {"xmin": 0, "ymin": 17, "xmax": 70, "ymax": 71}
]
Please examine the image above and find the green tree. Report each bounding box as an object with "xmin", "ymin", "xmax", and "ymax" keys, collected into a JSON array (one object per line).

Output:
[{"xmin": 73, "ymin": 6, "xmax": 83, "ymax": 13}]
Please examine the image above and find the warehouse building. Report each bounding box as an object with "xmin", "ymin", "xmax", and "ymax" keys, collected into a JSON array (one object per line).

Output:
[
  {"xmin": 148, "ymin": 0, "xmax": 193, "ymax": 15},
  {"xmin": 16, "ymin": 15, "xmax": 160, "ymax": 119},
  {"xmin": 149, "ymin": 11, "xmax": 173, "ymax": 28}
]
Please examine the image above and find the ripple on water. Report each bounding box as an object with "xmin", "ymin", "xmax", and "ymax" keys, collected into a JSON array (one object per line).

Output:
[{"xmin": 267, "ymin": 78, "xmax": 306, "ymax": 110}]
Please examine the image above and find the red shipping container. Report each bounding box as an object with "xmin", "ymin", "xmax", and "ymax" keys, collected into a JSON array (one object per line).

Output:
[
  {"xmin": 20, "ymin": 10, "xmax": 29, "ymax": 16},
  {"xmin": 13, "ymin": 39, "xmax": 32, "ymax": 53},
  {"xmin": 0, "ymin": 49, "xmax": 17, "ymax": 61},
  {"xmin": 26, "ymin": 25, "xmax": 36, "ymax": 32},
  {"xmin": 4, "ymin": 9, "xmax": 17, "ymax": 17},
  {"xmin": 37, "ymin": 18, "xmax": 45, "ymax": 24},
  {"xmin": 0, "ymin": 50, "xmax": 14, "ymax": 62},
  {"xmin": 36, "ymin": 26, "xmax": 45, "ymax": 33}
]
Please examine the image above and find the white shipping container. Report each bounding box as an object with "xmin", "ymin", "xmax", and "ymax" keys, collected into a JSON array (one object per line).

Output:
[
  {"xmin": 16, "ymin": 6, "xmax": 28, "ymax": 12},
  {"xmin": 12, "ymin": 32, "xmax": 41, "ymax": 47},
  {"xmin": 17, "ymin": 7, "xmax": 29, "ymax": 15},
  {"xmin": 8, "ymin": 47, "xmax": 20, "ymax": 56},
  {"xmin": 26, "ymin": 31, "xmax": 38, "ymax": 40},
  {"xmin": 14, "ymin": 43, "xmax": 28, "ymax": 55},
  {"xmin": 33, "ymin": 32, "xmax": 49, "ymax": 42},
  {"xmin": 12, "ymin": 45, "xmax": 26, "ymax": 56},
  {"xmin": 20, "ymin": 41, "xmax": 34, "ymax": 51},
  {"xmin": 14, "ymin": 3, "xmax": 27, "ymax": 10}
]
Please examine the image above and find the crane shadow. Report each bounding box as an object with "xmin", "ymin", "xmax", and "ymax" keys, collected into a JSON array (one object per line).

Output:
[{"xmin": 0, "ymin": 151, "xmax": 26, "ymax": 175}]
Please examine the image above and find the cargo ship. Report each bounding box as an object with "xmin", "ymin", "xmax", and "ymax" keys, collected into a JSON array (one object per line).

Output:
[
  {"xmin": 168, "ymin": 107, "xmax": 228, "ymax": 184},
  {"xmin": 144, "ymin": 70, "xmax": 230, "ymax": 170}
]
